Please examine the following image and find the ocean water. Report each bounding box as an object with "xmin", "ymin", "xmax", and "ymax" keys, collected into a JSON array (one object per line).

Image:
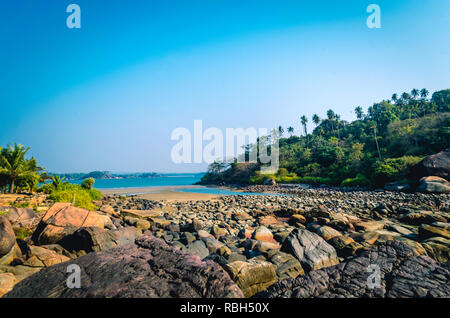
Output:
[{"xmin": 68, "ymin": 173, "xmax": 204, "ymax": 189}]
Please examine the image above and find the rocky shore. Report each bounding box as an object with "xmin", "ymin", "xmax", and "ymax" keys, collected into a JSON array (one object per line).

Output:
[{"xmin": 1, "ymin": 185, "xmax": 449, "ymax": 297}]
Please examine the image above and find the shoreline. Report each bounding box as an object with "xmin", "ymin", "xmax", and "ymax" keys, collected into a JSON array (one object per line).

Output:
[{"xmin": 101, "ymin": 185, "xmax": 223, "ymax": 201}]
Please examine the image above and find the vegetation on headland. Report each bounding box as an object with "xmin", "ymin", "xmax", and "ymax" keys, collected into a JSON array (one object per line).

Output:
[
  {"xmin": 0, "ymin": 144, "xmax": 101, "ymax": 210},
  {"xmin": 58, "ymin": 171, "xmax": 160, "ymax": 180},
  {"xmin": 201, "ymin": 88, "xmax": 450, "ymax": 188}
]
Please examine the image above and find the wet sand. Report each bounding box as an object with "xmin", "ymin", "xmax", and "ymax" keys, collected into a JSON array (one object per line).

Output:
[{"xmin": 100, "ymin": 185, "xmax": 222, "ymax": 202}]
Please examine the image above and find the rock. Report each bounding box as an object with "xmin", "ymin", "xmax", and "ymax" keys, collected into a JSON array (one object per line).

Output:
[
  {"xmin": 253, "ymin": 226, "xmax": 275, "ymax": 243},
  {"xmin": 183, "ymin": 240, "xmax": 210, "ymax": 259},
  {"xmin": 354, "ymin": 221, "xmax": 384, "ymax": 232},
  {"xmin": 384, "ymin": 182, "xmax": 411, "ymax": 192},
  {"xmin": 353, "ymin": 231, "xmax": 379, "ymax": 245},
  {"xmin": 32, "ymin": 203, "xmax": 113, "ymax": 245},
  {"xmin": 23, "ymin": 246, "xmax": 70, "ymax": 267},
  {"xmin": 201, "ymin": 237, "xmax": 225, "ymax": 254},
  {"xmin": 387, "ymin": 223, "xmax": 414, "ymax": 236},
  {"xmin": 0, "ymin": 272, "xmax": 17, "ymax": 297},
  {"xmin": 410, "ymin": 149, "xmax": 450, "ymax": 181},
  {"xmin": 57, "ymin": 227, "xmax": 120, "ymax": 253},
  {"xmin": 0, "ymin": 216, "xmax": 16, "ymax": 258},
  {"xmin": 0, "ymin": 206, "xmax": 39, "ymax": 228},
  {"xmin": 180, "ymin": 232, "xmax": 196, "ymax": 245},
  {"xmin": 99, "ymin": 205, "xmax": 119, "ymax": 217},
  {"xmin": 5, "ymin": 235, "xmax": 243, "ymax": 298},
  {"xmin": 393, "ymin": 237, "xmax": 426, "ymax": 256},
  {"xmin": 316, "ymin": 226, "xmax": 342, "ymax": 240},
  {"xmin": 269, "ymin": 251, "xmax": 304, "ymax": 280},
  {"xmin": 233, "ymin": 211, "xmax": 252, "ymax": 221},
  {"xmin": 224, "ymin": 260, "xmax": 277, "ymax": 297},
  {"xmin": 281, "ymin": 228, "xmax": 339, "ymax": 271},
  {"xmin": 417, "ymin": 176, "xmax": 450, "ymax": 193},
  {"xmin": 257, "ymin": 241, "xmax": 450, "ymax": 298},
  {"xmin": 419, "ymin": 224, "xmax": 450, "ymax": 239},
  {"xmin": 399, "ymin": 211, "xmax": 447, "ymax": 225},
  {"xmin": 120, "ymin": 209, "xmax": 161, "ymax": 220},
  {"xmin": 259, "ymin": 216, "xmax": 279, "ymax": 227},
  {"xmin": 228, "ymin": 253, "xmax": 247, "ymax": 262},
  {"xmin": 124, "ymin": 216, "xmax": 151, "ymax": 230},
  {"xmin": 289, "ymin": 214, "xmax": 306, "ymax": 225},
  {"xmin": 0, "ymin": 243, "xmax": 22, "ymax": 266},
  {"xmin": 421, "ymin": 237, "xmax": 450, "ymax": 263}
]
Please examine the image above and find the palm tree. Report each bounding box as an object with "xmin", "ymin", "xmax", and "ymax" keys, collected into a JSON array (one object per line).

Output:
[
  {"xmin": 287, "ymin": 126, "xmax": 294, "ymax": 136},
  {"xmin": 312, "ymin": 114, "xmax": 320, "ymax": 126},
  {"xmin": 300, "ymin": 115, "xmax": 308, "ymax": 136},
  {"xmin": 0, "ymin": 143, "xmax": 39, "ymax": 193},
  {"xmin": 51, "ymin": 175, "xmax": 66, "ymax": 190},
  {"xmin": 326, "ymin": 109, "xmax": 335, "ymax": 120},
  {"xmin": 420, "ymin": 88, "xmax": 429, "ymax": 99},
  {"xmin": 391, "ymin": 93, "xmax": 398, "ymax": 104},
  {"xmin": 278, "ymin": 126, "xmax": 284, "ymax": 137},
  {"xmin": 411, "ymin": 89, "xmax": 419, "ymax": 99},
  {"xmin": 369, "ymin": 121, "xmax": 382, "ymax": 160},
  {"xmin": 354, "ymin": 106, "xmax": 364, "ymax": 120}
]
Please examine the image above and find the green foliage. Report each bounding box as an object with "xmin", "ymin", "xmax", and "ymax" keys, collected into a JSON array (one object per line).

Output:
[
  {"xmin": 372, "ymin": 156, "xmax": 423, "ymax": 186},
  {"xmin": 9, "ymin": 201, "xmax": 30, "ymax": 208},
  {"xmin": 45, "ymin": 182, "xmax": 101, "ymax": 211},
  {"xmin": 203, "ymin": 88, "xmax": 449, "ymax": 188},
  {"xmin": 341, "ymin": 173, "xmax": 370, "ymax": 187},
  {"xmin": 13, "ymin": 227, "xmax": 33, "ymax": 240},
  {"xmin": 0, "ymin": 143, "xmax": 44, "ymax": 193},
  {"xmin": 81, "ymin": 177, "xmax": 95, "ymax": 190}
]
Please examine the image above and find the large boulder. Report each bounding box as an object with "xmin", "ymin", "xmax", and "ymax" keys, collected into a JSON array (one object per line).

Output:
[
  {"xmin": 23, "ymin": 246, "xmax": 70, "ymax": 268},
  {"xmin": 0, "ymin": 273, "xmax": 17, "ymax": 297},
  {"xmin": 417, "ymin": 176, "xmax": 450, "ymax": 193},
  {"xmin": 5, "ymin": 235, "xmax": 243, "ymax": 298},
  {"xmin": 31, "ymin": 203, "xmax": 113, "ymax": 245},
  {"xmin": 257, "ymin": 241, "xmax": 450, "ymax": 298},
  {"xmin": 0, "ymin": 206, "xmax": 39, "ymax": 228},
  {"xmin": 224, "ymin": 260, "xmax": 277, "ymax": 297},
  {"xmin": 410, "ymin": 149, "xmax": 450, "ymax": 181},
  {"xmin": 0, "ymin": 216, "xmax": 16, "ymax": 258},
  {"xmin": 281, "ymin": 228, "xmax": 339, "ymax": 271}
]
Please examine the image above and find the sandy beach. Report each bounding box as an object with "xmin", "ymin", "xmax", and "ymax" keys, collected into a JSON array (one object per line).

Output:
[{"xmin": 100, "ymin": 185, "xmax": 222, "ymax": 201}]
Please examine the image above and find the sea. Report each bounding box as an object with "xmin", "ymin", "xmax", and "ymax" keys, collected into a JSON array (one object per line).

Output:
[{"xmin": 67, "ymin": 173, "xmax": 285, "ymax": 196}]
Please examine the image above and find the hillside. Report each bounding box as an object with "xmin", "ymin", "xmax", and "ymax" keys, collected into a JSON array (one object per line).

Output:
[{"xmin": 201, "ymin": 89, "xmax": 450, "ymax": 188}]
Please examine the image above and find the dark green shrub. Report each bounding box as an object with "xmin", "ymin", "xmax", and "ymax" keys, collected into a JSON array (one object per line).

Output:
[{"xmin": 81, "ymin": 178, "xmax": 95, "ymax": 190}]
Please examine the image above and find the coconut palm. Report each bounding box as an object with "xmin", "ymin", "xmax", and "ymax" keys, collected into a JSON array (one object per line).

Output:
[
  {"xmin": 287, "ymin": 126, "xmax": 294, "ymax": 136},
  {"xmin": 391, "ymin": 93, "xmax": 398, "ymax": 103},
  {"xmin": 0, "ymin": 143, "xmax": 41, "ymax": 193},
  {"xmin": 300, "ymin": 115, "xmax": 308, "ymax": 136},
  {"xmin": 354, "ymin": 106, "xmax": 364, "ymax": 120},
  {"xmin": 278, "ymin": 125, "xmax": 284, "ymax": 137},
  {"xmin": 420, "ymin": 88, "xmax": 429, "ymax": 99},
  {"xmin": 411, "ymin": 88, "xmax": 419, "ymax": 99},
  {"xmin": 312, "ymin": 114, "xmax": 320, "ymax": 126}
]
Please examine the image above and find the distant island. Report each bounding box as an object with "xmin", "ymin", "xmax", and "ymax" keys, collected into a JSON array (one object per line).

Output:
[{"xmin": 55, "ymin": 171, "xmax": 162, "ymax": 180}]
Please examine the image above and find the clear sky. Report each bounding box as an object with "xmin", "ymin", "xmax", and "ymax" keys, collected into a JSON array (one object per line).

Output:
[{"xmin": 1, "ymin": 0, "xmax": 449, "ymax": 173}]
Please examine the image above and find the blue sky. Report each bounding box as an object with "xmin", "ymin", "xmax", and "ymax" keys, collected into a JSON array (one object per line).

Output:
[{"xmin": 1, "ymin": 0, "xmax": 449, "ymax": 172}]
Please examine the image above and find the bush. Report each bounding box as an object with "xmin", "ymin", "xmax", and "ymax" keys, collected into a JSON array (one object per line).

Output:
[
  {"xmin": 341, "ymin": 173, "xmax": 370, "ymax": 187},
  {"xmin": 46, "ymin": 182, "xmax": 102, "ymax": 211},
  {"xmin": 372, "ymin": 156, "xmax": 422, "ymax": 186},
  {"xmin": 81, "ymin": 178, "xmax": 95, "ymax": 190}
]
